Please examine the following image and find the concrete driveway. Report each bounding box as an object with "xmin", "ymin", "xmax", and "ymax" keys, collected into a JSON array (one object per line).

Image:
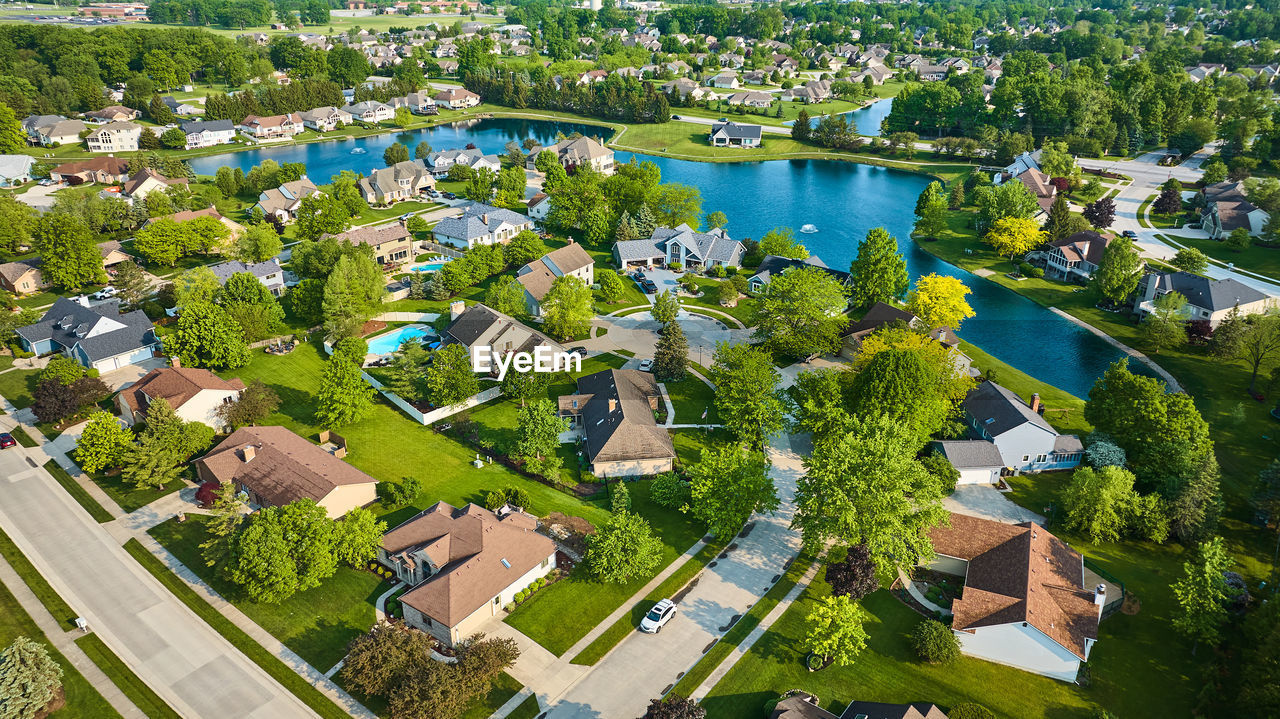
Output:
[
  {"xmin": 945, "ymin": 485, "xmax": 1045, "ymax": 524},
  {"xmin": 602, "ymin": 310, "xmax": 752, "ymax": 366},
  {"xmin": 101, "ymin": 357, "xmax": 168, "ymax": 391}
]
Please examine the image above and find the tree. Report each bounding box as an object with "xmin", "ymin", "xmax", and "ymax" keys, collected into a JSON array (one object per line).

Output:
[
  {"xmin": 948, "ymin": 182, "xmax": 965, "ymax": 210},
  {"xmin": 463, "ymin": 167, "xmax": 496, "ymax": 202},
  {"xmin": 315, "ymin": 352, "xmax": 375, "ymax": 427},
  {"xmin": 228, "ymin": 499, "xmax": 337, "ymax": 603},
  {"xmin": 166, "ymin": 302, "xmax": 250, "ymax": 369},
  {"xmin": 235, "ymin": 224, "xmax": 283, "ymax": 264},
  {"xmin": 802, "ymin": 594, "xmax": 869, "ymax": 667},
  {"xmin": 1172, "ymin": 536, "xmax": 1236, "ymax": 652},
  {"xmin": 847, "ymin": 347, "xmax": 967, "ymax": 445},
  {"xmin": 160, "ymin": 126, "xmax": 187, "ymax": 149},
  {"xmin": 120, "ymin": 434, "xmax": 183, "ymax": 489},
  {"xmin": 1154, "ymin": 186, "xmax": 1183, "ymax": 215},
  {"xmin": 133, "ymin": 218, "xmax": 188, "ymax": 267},
  {"xmin": 513, "ymin": 398, "xmax": 569, "ymax": 481},
  {"xmin": 973, "ymin": 181, "xmax": 1038, "ymax": 233},
  {"xmin": 907, "ymin": 273, "xmax": 974, "ymax": 330},
  {"xmin": 1083, "ymin": 197, "xmax": 1116, "ymax": 229},
  {"xmin": 1086, "ymin": 438, "xmax": 1126, "ymax": 468},
  {"xmin": 687, "ymin": 445, "xmax": 778, "ymax": 540},
  {"xmin": 596, "ymin": 268, "xmax": 625, "ymax": 304},
  {"xmin": 333, "ymin": 507, "xmax": 387, "ymax": 568},
  {"xmin": 791, "ymin": 108, "xmax": 811, "ymax": 141},
  {"xmin": 414, "ymin": 141, "xmax": 433, "ymax": 160},
  {"xmin": 0, "ymin": 636, "xmax": 63, "ymax": 719},
  {"xmin": 174, "ymin": 266, "xmax": 222, "ymax": 308},
  {"xmin": 911, "ymin": 619, "xmax": 960, "ymax": 664},
  {"xmin": 1225, "ymin": 227, "xmax": 1252, "ymax": 252},
  {"xmin": 640, "ymin": 695, "xmax": 705, "ymax": 719},
  {"xmin": 1060, "ymin": 466, "xmax": 1145, "ymax": 544},
  {"xmin": 38, "ymin": 356, "xmax": 84, "ymax": 386},
  {"xmin": 75, "ymin": 411, "xmax": 134, "ymax": 474},
  {"xmin": 705, "ymin": 211, "xmax": 727, "ymax": 229},
  {"xmin": 341, "ymin": 621, "xmax": 436, "ymax": 699},
  {"xmin": 138, "ymin": 396, "xmax": 213, "ymax": 461},
  {"xmin": 650, "ymin": 183, "xmax": 702, "ymax": 228},
  {"xmin": 610, "ymin": 481, "xmax": 631, "ymax": 514},
  {"xmin": 1235, "ymin": 314, "xmax": 1280, "ymax": 394},
  {"xmin": 752, "ymin": 267, "xmax": 849, "ymax": 359},
  {"xmin": 112, "ymin": 261, "xmax": 150, "ymax": 309},
  {"xmin": 483, "ymin": 274, "xmax": 526, "ymax": 317},
  {"xmin": 1141, "ymin": 290, "xmax": 1188, "ymax": 354},
  {"xmin": 708, "ymin": 343, "xmax": 786, "ymax": 448},
  {"xmin": 984, "ymin": 216, "xmax": 1044, "ymax": 260},
  {"xmin": 1171, "ymin": 247, "xmax": 1209, "ymax": 274},
  {"xmin": 322, "ymin": 252, "xmax": 383, "ymax": 338},
  {"xmin": 423, "ymin": 343, "xmax": 478, "ymax": 408},
  {"xmin": 849, "ymin": 227, "xmax": 908, "ymax": 308},
  {"xmin": 215, "ymin": 379, "xmax": 280, "ymax": 429},
  {"xmin": 824, "ymin": 543, "xmax": 878, "ymax": 600},
  {"xmin": 792, "ymin": 413, "xmax": 948, "ymax": 574},
  {"xmin": 650, "ymin": 290, "xmax": 680, "ymax": 324},
  {"xmin": 759, "ymin": 227, "xmax": 807, "ymax": 259},
  {"xmin": 383, "ymin": 142, "xmax": 410, "ymax": 166},
  {"xmin": 586, "ymin": 511, "xmax": 663, "ymax": 583},
  {"xmin": 32, "ymin": 214, "xmax": 106, "ymax": 290},
  {"xmin": 541, "ymin": 274, "xmax": 593, "ymax": 340},
  {"xmin": 0, "ymin": 102, "xmax": 25, "ymax": 154},
  {"xmin": 1092, "ymin": 237, "xmax": 1142, "ymax": 305},
  {"xmin": 912, "ymin": 181, "xmax": 947, "ymax": 239},
  {"xmin": 296, "ymin": 193, "xmax": 351, "ymax": 242}
]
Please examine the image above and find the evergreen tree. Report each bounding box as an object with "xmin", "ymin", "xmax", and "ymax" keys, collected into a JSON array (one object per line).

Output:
[
  {"xmin": 1043, "ymin": 193, "xmax": 1073, "ymax": 243},
  {"xmin": 0, "ymin": 636, "xmax": 63, "ymax": 719},
  {"xmin": 653, "ymin": 320, "xmax": 689, "ymax": 382},
  {"xmin": 792, "ymin": 109, "xmax": 812, "ymax": 142},
  {"xmin": 632, "ymin": 204, "xmax": 657, "ymax": 238},
  {"xmin": 849, "ymin": 227, "xmax": 908, "ymax": 308}
]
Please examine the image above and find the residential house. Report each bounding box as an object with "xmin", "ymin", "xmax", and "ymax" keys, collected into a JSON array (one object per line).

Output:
[
  {"xmin": 746, "ymin": 254, "xmax": 848, "ymax": 292},
  {"xmin": 148, "ymin": 207, "xmax": 245, "ymax": 244},
  {"xmin": 207, "ymin": 258, "xmax": 286, "ymax": 296},
  {"xmin": 741, "ymin": 70, "xmax": 769, "ymax": 85},
  {"xmin": 924, "ymin": 513, "xmax": 1103, "ymax": 682},
  {"xmin": 238, "ymin": 114, "xmax": 304, "ymax": 139},
  {"xmin": 942, "ymin": 380, "xmax": 1084, "ymax": 476},
  {"xmin": 425, "ymin": 148, "xmax": 500, "ymax": 177},
  {"xmin": 437, "ymin": 59, "xmax": 460, "ymax": 75},
  {"xmin": 615, "ymin": 224, "xmax": 745, "ymax": 270},
  {"xmin": 180, "ymin": 119, "xmax": 236, "ymax": 149},
  {"xmin": 708, "ymin": 70, "xmax": 740, "ymax": 89},
  {"xmin": 297, "ymin": 106, "xmax": 353, "ymax": 132},
  {"xmin": 782, "ymin": 79, "xmax": 832, "ymax": 103},
  {"xmin": 24, "ymin": 116, "xmax": 86, "ymax": 147},
  {"xmin": 252, "ymin": 178, "xmax": 320, "ymax": 222},
  {"xmin": 526, "ymin": 193, "xmax": 551, "ymax": 221},
  {"xmin": 433, "ymin": 87, "xmax": 481, "ymax": 109},
  {"xmin": 1044, "ymin": 230, "xmax": 1114, "ymax": 281},
  {"xmin": 86, "ymin": 122, "xmax": 142, "ymax": 153},
  {"xmin": 709, "ymin": 121, "xmax": 763, "ymax": 147},
  {"xmin": 84, "ymin": 105, "xmax": 140, "ymax": 123},
  {"xmin": 194, "ymin": 425, "xmax": 378, "ymax": 518},
  {"xmin": 525, "ymin": 136, "xmax": 615, "ymax": 175},
  {"xmin": 723, "ymin": 91, "xmax": 773, "ymax": 108},
  {"xmin": 0, "ymin": 155, "xmax": 35, "ymax": 186},
  {"xmin": 358, "ymin": 160, "xmax": 435, "ymax": 205},
  {"xmin": 850, "ymin": 64, "xmax": 892, "ymax": 85},
  {"xmin": 341, "ymin": 100, "xmax": 395, "ymax": 123},
  {"xmin": 515, "ymin": 241, "xmax": 594, "ymax": 316},
  {"xmin": 99, "ymin": 241, "xmax": 133, "ymax": 271},
  {"xmin": 383, "ymin": 502, "xmax": 556, "ymax": 646},
  {"xmin": 661, "ymin": 78, "xmax": 714, "ymax": 101},
  {"xmin": 577, "ymin": 69, "xmax": 609, "ymax": 85},
  {"xmin": 770, "ymin": 693, "xmax": 948, "ymax": 719},
  {"xmin": 162, "ymin": 96, "xmax": 202, "ymax": 116},
  {"xmin": 390, "ymin": 92, "xmax": 437, "ymax": 115},
  {"xmin": 326, "ymin": 222, "xmax": 414, "ymax": 266},
  {"xmin": 116, "ymin": 363, "xmax": 246, "ymax": 428},
  {"xmin": 121, "ymin": 168, "xmax": 187, "ymax": 199},
  {"xmin": 1132, "ymin": 270, "xmax": 1272, "ymax": 327},
  {"xmin": 992, "ymin": 150, "xmax": 1042, "ymax": 184},
  {"xmin": 838, "ymin": 301, "xmax": 974, "ymax": 372},
  {"xmin": 1013, "ymin": 166, "xmax": 1056, "ymax": 215},
  {"xmin": 441, "ymin": 302, "xmax": 566, "ymax": 361},
  {"xmin": 558, "ymin": 369, "xmax": 676, "ymax": 477},
  {"xmin": 432, "ymin": 203, "xmax": 533, "ymax": 248},
  {"xmin": 1200, "ymin": 180, "xmax": 1270, "ymax": 238},
  {"xmin": 15, "ymin": 297, "xmax": 160, "ymax": 373},
  {"xmin": 0, "ymin": 260, "xmax": 48, "ymax": 296},
  {"xmin": 49, "ymin": 157, "xmax": 130, "ymax": 185}
]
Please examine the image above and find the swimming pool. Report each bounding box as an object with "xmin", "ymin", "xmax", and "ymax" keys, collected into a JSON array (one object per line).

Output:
[
  {"xmin": 367, "ymin": 324, "xmax": 434, "ymax": 354},
  {"xmin": 410, "ymin": 263, "xmax": 447, "ymax": 272}
]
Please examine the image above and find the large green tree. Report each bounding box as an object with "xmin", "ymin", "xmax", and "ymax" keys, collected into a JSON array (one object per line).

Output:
[
  {"xmin": 687, "ymin": 445, "xmax": 778, "ymax": 540},
  {"xmin": 0, "ymin": 636, "xmax": 63, "ymax": 719},
  {"xmin": 752, "ymin": 266, "xmax": 849, "ymax": 359},
  {"xmin": 513, "ymin": 398, "xmax": 569, "ymax": 481},
  {"xmin": 708, "ymin": 343, "xmax": 786, "ymax": 448},
  {"xmin": 802, "ymin": 595, "xmax": 870, "ymax": 667},
  {"xmin": 586, "ymin": 511, "xmax": 663, "ymax": 584},
  {"xmin": 322, "ymin": 252, "xmax": 384, "ymax": 338},
  {"xmin": 74, "ymin": 411, "xmax": 135, "ymax": 474},
  {"xmin": 541, "ymin": 274, "xmax": 593, "ymax": 340},
  {"xmin": 1093, "ymin": 236, "xmax": 1142, "ymax": 305},
  {"xmin": 32, "ymin": 214, "xmax": 106, "ymax": 290},
  {"xmin": 653, "ymin": 320, "xmax": 689, "ymax": 382},
  {"xmin": 1172, "ymin": 536, "xmax": 1237, "ymax": 653},
  {"xmin": 848, "ymin": 227, "xmax": 908, "ymax": 309},
  {"xmin": 423, "ymin": 343, "xmax": 478, "ymax": 408},
  {"xmin": 315, "ymin": 352, "xmax": 376, "ymax": 427},
  {"xmin": 166, "ymin": 302, "xmax": 251, "ymax": 369},
  {"xmin": 228, "ymin": 499, "xmax": 337, "ymax": 603}
]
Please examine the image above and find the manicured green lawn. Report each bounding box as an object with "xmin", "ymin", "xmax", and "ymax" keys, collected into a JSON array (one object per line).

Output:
[
  {"xmin": 75, "ymin": 633, "xmax": 181, "ymax": 719},
  {"xmin": 149, "ymin": 515, "xmax": 388, "ymax": 673},
  {"xmin": 663, "ymin": 373, "xmax": 719, "ymax": 425},
  {"xmin": 1159, "ymin": 233, "xmax": 1280, "ymax": 280},
  {"xmin": 504, "ymin": 693, "xmax": 541, "ymax": 719},
  {"xmin": 45, "ymin": 461, "xmax": 115, "ymax": 523},
  {"xmin": 672, "ymin": 427, "xmax": 733, "ymax": 469},
  {"xmin": 0, "ymin": 526, "xmax": 78, "ymax": 630},
  {"xmin": 504, "ymin": 480, "xmax": 708, "ymax": 656},
  {"xmin": 0, "ymin": 366, "xmax": 39, "ymax": 408},
  {"xmin": 340, "ymin": 670, "xmax": 525, "ymax": 719},
  {"xmin": 685, "ymin": 277, "xmax": 758, "ymax": 326},
  {"xmin": 10, "ymin": 425, "xmax": 37, "ymax": 447}
]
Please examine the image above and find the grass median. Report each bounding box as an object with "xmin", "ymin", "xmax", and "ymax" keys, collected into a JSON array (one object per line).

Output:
[{"xmin": 44, "ymin": 461, "xmax": 114, "ymax": 523}]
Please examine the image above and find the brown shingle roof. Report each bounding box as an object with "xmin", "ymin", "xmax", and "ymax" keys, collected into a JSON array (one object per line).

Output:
[
  {"xmin": 325, "ymin": 222, "xmax": 411, "ymax": 249},
  {"xmin": 567, "ymin": 369, "xmax": 675, "ymax": 464},
  {"xmin": 928, "ymin": 513, "xmax": 1099, "ymax": 660},
  {"xmin": 196, "ymin": 426, "xmax": 377, "ymax": 507},
  {"xmin": 118, "ymin": 367, "xmax": 245, "ymax": 420},
  {"xmin": 51, "ymin": 157, "xmax": 130, "ymax": 177},
  {"xmin": 393, "ymin": 502, "xmax": 554, "ymax": 627},
  {"xmin": 515, "ymin": 243, "xmax": 594, "ymax": 302}
]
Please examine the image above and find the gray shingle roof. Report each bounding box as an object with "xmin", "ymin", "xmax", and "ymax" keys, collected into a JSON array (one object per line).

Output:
[
  {"xmin": 17, "ymin": 297, "xmax": 157, "ymax": 362},
  {"xmin": 433, "ymin": 203, "xmax": 529, "ymax": 243},
  {"xmin": 749, "ymin": 254, "xmax": 847, "ymax": 286},
  {"xmin": 569, "ymin": 369, "xmax": 675, "ymax": 464},
  {"xmin": 710, "ymin": 121, "xmax": 763, "ymax": 140},
  {"xmin": 207, "ymin": 259, "xmax": 283, "ymax": 284},
  {"xmin": 651, "ymin": 224, "xmax": 744, "ymax": 264},
  {"xmin": 963, "ymin": 380, "xmax": 1054, "ymax": 437},
  {"xmin": 1150, "ymin": 271, "xmax": 1267, "ymax": 312},
  {"xmin": 180, "ymin": 119, "xmax": 234, "ymax": 134},
  {"xmin": 934, "ymin": 439, "xmax": 1005, "ymax": 469}
]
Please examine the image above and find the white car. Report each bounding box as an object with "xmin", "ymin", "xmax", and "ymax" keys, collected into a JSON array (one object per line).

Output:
[
  {"xmin": 638, "ymin": 359, "xmax": 654, "ymax": 372},
  {"xmin": 91, "ymin": 287, "xmax": 117, "ymax": 301},
  {"xmin": 639, "ymin": 598, "xmax": 676, "ymax": 633}
]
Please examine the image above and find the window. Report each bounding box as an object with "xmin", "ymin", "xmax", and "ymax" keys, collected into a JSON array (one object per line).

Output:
[
  {"xmin": 493, "ymin": 595, "xmax": 501, "ymax": 606},
  {"xmin": 541, "ymin": 557, "xmax": 549, "ymax": 568},
  {"xmin": 1021, "ymin": 455, "xmax": 1029, "ymax": 462},
  {"xmin": 1036, "ymin": 454, "xmax": 1046, "ymax": 463}
]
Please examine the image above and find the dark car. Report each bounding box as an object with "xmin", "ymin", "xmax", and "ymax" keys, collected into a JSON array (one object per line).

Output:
[
  {"xmin": 0, "ymin": 433, "xmax": 16, "ymax": 449},
  {"xmin": 1122, "ymin": 230, "xmax": 1137, "ymax": 238},
  {"xmin": 566, "ymin": 346, "xmax": 589, "ymax": 358},
  {"xmin": 640, "ymin": 280, "xmax": 658, "ymax": 294}
]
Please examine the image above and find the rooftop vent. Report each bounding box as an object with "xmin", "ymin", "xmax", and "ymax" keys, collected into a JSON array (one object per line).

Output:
[{"xmin": 500, "ymin": 558, "xmax": 511, "ymax": 569}]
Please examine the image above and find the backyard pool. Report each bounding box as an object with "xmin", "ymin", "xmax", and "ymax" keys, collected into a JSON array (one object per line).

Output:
[
  {"xmin": 409, "ymin": 260, "xmax": 449, "ymax": 273},
  {"xmin": 368, "ymin": 324, "xmax": 434, "ymax": 354}
]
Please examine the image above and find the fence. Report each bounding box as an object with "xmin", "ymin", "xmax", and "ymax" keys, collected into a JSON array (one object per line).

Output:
[{"xmin": 1083, "ymin": 557, "xmax": 1126, "ymax": 620}]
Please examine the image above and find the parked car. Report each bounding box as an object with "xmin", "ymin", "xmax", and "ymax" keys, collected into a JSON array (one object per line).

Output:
[
  {"xmin": 640, "ymin": 280, "xmax": 658, "ymax": 294},
  {"xmin": 638, "ymin": 358, "xmax": 654, "ymax": 372},
  {"xmin": 91, "ymin": 287, "xmax": 117, "ymax": 301},
  {"xmin": 1122, "ymin": 230, "xmax": 1137, "ymax": 238},
  {"xmin": 0, "ymin": 433, "xmax": 15, "ymax": 449},
  {"xmin": 566, "ymin": 346, "xmax": 589, "ymax": 358},
  {"xmin": 399, "ymin": 212, "xmax": 414, "ymax": 221},
  {"xmin": 639, "ymin": 598, "xmax": 676, "ymax": 633}
]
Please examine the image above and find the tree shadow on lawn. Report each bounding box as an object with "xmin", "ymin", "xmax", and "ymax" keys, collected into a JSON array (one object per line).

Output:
[
  {"xmin": 267, "ymin": 384, "xmax": 321, "ymax": 428},
  {"xmin": 288, "ymin": 617, "xmax": 367, "ymax": 674}
]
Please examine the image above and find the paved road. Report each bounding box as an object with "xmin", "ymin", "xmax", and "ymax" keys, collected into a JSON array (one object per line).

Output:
[{"xmin": 0, "ymin": 442, "xmax": 317, "ymax": 719}]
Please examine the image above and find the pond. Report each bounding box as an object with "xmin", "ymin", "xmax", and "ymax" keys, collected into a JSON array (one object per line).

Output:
[
  {"xmin": 781, "ymin": 97, "xmax": 893, "ymax": 137},
  {"xmin": 193, "ymin": 117, "xmax": 1145, "ymax": 398}
]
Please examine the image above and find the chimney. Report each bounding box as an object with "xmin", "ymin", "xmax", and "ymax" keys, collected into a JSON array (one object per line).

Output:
[
  {"xmin": 241, "ymin": 445, "xmax": 256, "ymax": 463},
  {"xmin": 608, "ymin": 398, "xmax": 617, "ymax": 412},
  {"xmin": 481, "ymin": 213, "xmax": 488, "ymax": 224},
  {"xmin": 1030, "ymin": 393, "xmax": 1041, "ymax": 413},
  {"xmin": 1094, "ymin": 583, "xmax": 1106, "ymax": 613},
  {"xmin": 170, "ymin": 356, "xmax": 181, "ymax": 369},
  {"xmin": 450, "ymin": 300, "xmax": 466, "ymax": 321}
]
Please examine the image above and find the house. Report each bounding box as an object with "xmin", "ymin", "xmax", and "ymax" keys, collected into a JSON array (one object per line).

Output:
[
  {"xmin": 358, "ymin": 160, "xmax": 435, "ymax": 204},
  {"xmin": 84, "ymin": 105, "xmax": 140, "ymax": 123},
  {"xmin": 770, "ymin": 693, "xmax": 948, "ymax": 719},
  {"xmin": 252, "ymin": 178, "xmax": 321, "ymax": 222},
  {"xmin": 49, "ymin": 157, "xmax": 130, "ymax": 185},
  {"xmin": 708, "ymin": 70, "xmax": 740, "ymax": 89},
  {"xmin": 85, "ymin": 122, "xmax": 142, "ymax": 153},
  {"xmin": 432, "ymin": 202, "xmax": 533, "ymax": 248},
  {"xmin": 0, "ymin": 260, "xmax": 48, "ymax": 296},
  {"xmin": 99, "ymin": 241, "xmax": 132, "ymax": 270},
  {"xmin": 526, "ymin": 193, "xmax": 551, "ymax": 221},
  {"xmin": 558, "ymin": 369, "xmax": 675, "ymax": 477},
  {"xmin": 341, "ymin": 100, "xmax": 394, "ymax": 123},
  {"xmin": 195, "ymin": 426, "xmax": 378, "ymax": 518},
  {"xmin": 525, "ymin": 136, "xmax": 615, "ymax": 175},
  {"xmin": 23, "ymin": 115, "xmax": 86, "ymax": 147},
  {"xmin": 162, "ymin": 96, "xmax": 202, "ymax": 116},
  {"xmin": 441, "ymin": 302, "xmax": 566, "ymax": 361},
  {"xmin": 1132, "ymin": 270, "xmax": 1272, "ymax": 327},
  {"xmin": 207, "ymin": 258, "xmax": 286, "ymax": 296},
  {"xmin": 116, "ymin": 363, "xmax": 246, "ymax": 428},
  {"xmin": 661, "ymin": 78, "xmax": 714, "ymax": 101},
  {"xmin": 614, "ymin": 224, "xmax": 745, "ymax": 271},
  {"xmin": 932, "ymin": 439, "xmax": 1006, "ymax": 485},
  {"xmin": 15, "ymin": 297, "xmax": 160, "ymax": 373},
  {"xmin": 0, "ymin": 155, "xmax": 35, "ymax": 186},
  {"xmin": 850, "ymin": 64, "xmax": 892, "ymax": 85},
  {"xmin": 433, "ymin": 87, "xmax": 481, "ymax": 109},
  {"xmin": 747, "ymin": 254, "xmax": 848, "ymax": 292},
  {"xmin": 709, "ymin": 121, "xmax": 763, "ymax": 148},
  {"xmin": 515, "ymin": 241, "xmax": 594, "ymax": 316},
  {"xmin": 148, "ymin": 207, "xmax": 245, "ymax": 243},
  {"xmin": 325, "ymin": 222, "xmax": 414, "ymax": 266},
  {"xmin": 383, "ymin": 502, "xmax": 556, "ymax": 646},
  {"xmin": 992, "ymin": 150, "xmax": 1042, "ymax": 184},
  {"xmin": 924, "ymin": 513, "xmax": 1103, "ymax": 682},
  {"xmin": 1012, "ymin": 166, "xmax": 1056, "ymax": 215},
  {"xmin": 122, "ymin": 168, "xmax": 188, "ymax": 199},
  {"xmin": 1200, "ymin": 181, "xmax": 1269, "ymax": 238},
  {"xmin": 782, "ymin": 79, "xmax": 833, "ymax": 103},
  {"xmin": 180, "ymin": 119, "xmax": 236, "ymax": 149},
  {"xmin": 947, "ymin": 380, "xmax": 1084, "ymax": 475},
  {"xmin": 1044, "ymin": 230, "xmax": 1113, "ymax": 281},
  {"xmin": 238, "ymin": 114, "xmax": 303, "ymax": 139},
  {"xmin": 723, "ymin": 91, "xmax": 773, "ymax": 108},
  {"xmin": 425, "ymin": 149, "xmax": 500, "ymax": 177},
  {"xmin": 390, "ymin": 92, "xmax": 437, "ymax": 115},
  {"xmin": 297, "ymin": 106, "xmax": 353, "ymax": 132}
]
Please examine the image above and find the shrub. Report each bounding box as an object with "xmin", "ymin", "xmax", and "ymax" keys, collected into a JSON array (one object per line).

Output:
[
  {"xmin": 1027, "ymin": 266, "xmax": 1044, "ymax": 278},
  {"xmin": 948, "ymin": 703, "xmax": 996, "ymax": 719},
  {"xmin": 515, "ymin": 590, "xmax": 527, "ymax": 602},
  {"xmin": 919, "ymin": 451, "xmax": 959, "ymax": 495},
  {"xmin": 650, "ymin": 472, "xmax": 691, "ymax": 509},
  {"xmin": 668, "ymin": 262, "xmax": 683, "ymax": 272},
  {"xmin": 910, "ymin": 619, "xmax": 960, "ymax": 664},
  {"xmin": 711, "ymin": 265, "xmax": 727, "ymax": 278},
  {"xmin": 1017, "ymin": 262, "xmax": 1036, "ymax": 276}
]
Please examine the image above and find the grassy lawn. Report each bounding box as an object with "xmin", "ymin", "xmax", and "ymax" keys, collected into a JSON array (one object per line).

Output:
[
  {"xmin": 149, "ymin": 515, "xmax": 388, "ymax": 673},
  {"xmin": 11, "ymin": 425, "xmax": 37, "ymax": 447},
  {"xmin": 0, "ymin": 526, "xmax": 78, "ymax": 630},
  {"xmin": 956, "ymin": 342, "xmax": 1092, "ymax": 435},
  {"xmin": 1158, "ymin": 233, "xmax": 1280, "ymax": 280},
  {"xmin": 0, "ymin": 366, "xmax": 39, "ymax": 408},
  {"xmin": 45, "ymin": 461, "xmax": 114, "ymax": 523},
  {"xmin": 505, "ymin": 693, "xmax": 541, "ymax": 719},
  {"xmin": 672, "ymin": 427, "xmax": 733, "ymax": 470},
  {"xmin": 504, "ymin": 480, "xmax": 708, "ymax": 656},
  {"xmin": 663, "ymin": 373, "xmax": 718, "ymax": 425},
  {"xmin": 88, "ymin": 469, "xmax": 186, "ymax": 514},
  {"xmin": 74, "ymin": 633, "xmax": 181, "ymax": 719},
  {"xmin": 122, "ymin": 539, "xmax": 351, "ymax": 719},
  {"xmin": 684, "ymin": 277, "xmax": 757, "ymax": 326}
]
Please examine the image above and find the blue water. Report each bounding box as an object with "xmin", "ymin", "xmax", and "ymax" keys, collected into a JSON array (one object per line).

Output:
[
  {"xmin": 781, "ymin": 98, "xmax": 894, "ymax": 137},
  {"xmin": 368, "ymin": 324, "xmax": 433, "ymax": 354},
  {"xmin": 195, "ymin": 117, "xmax": 1147, "ymax": 398},
  {"xmin": 410, "ymin": 263, "xmax": 447, "ymax": 272}
]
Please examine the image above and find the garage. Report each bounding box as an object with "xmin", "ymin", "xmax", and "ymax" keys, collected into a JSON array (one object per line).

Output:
[{"xmin": 934, "ymin": 440, "xmax": 1006, "ymax": 486}]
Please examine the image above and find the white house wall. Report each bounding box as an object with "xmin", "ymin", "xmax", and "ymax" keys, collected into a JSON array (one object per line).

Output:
[
  {"xmin": 178, "ymin": 389, "xmax": 244, "ymax": 429},
  {"xmin": 318, "ymin": 483, "xmax": 378, "ymax": 518},
  {"xmin": 991, "ymin": 423, "xmax": 1058, "ymax": 470},
  {"xmin": 955, "ymin": 622, "xmax": 1083, "ymax": 682}
]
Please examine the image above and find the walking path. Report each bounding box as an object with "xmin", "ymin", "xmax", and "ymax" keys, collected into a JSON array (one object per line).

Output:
[{"xmin": 1047, "ymin": 307, "xmax": 1184, "ymax": 393}]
